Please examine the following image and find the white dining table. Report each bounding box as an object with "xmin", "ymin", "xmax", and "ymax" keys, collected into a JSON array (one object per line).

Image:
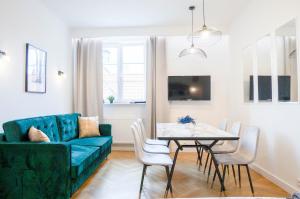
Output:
[{"xmin": 157, "ymin": 122, "xmax": 239, "ymax": 195}]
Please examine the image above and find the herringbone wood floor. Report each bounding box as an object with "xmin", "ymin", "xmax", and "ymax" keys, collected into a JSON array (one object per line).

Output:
[{"xmin": 72, "ymin": 151, "xmax": 288, "ymax": 199}]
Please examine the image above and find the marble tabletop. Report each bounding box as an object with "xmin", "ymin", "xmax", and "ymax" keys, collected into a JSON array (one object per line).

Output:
[{"xmin": 157, "ymin": 123, "xmax": 239, "ymax": 141}]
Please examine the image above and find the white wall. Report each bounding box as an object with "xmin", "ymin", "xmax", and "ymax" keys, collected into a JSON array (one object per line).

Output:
[
  {"xmin": 72, "ymin": 26, "xmax": 231, "ymax": 144},
  {"xmin": 0, "ymin": 0, "xmax": 72, "ymax": 131},
  {"xmin": 103, "ymin": 104, "xmax": 146, "ymax": 144},
  {"xmin": 229, "ymin": 0, "xmax": 300, "ymax": 193},
  {"xmin": 71, "ymin": 27, "xmax": 186, "ymax": 144},
  {"xmin": 166, "ymin": 36, "xmax": 231, "ymax": 126}
]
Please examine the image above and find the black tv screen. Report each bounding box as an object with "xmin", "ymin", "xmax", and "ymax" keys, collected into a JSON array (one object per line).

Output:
[
  {"xmin": 168, "ymin": 76, "xmax": 211, "ymax": 101},
  {"xmin": 249, "ymin": 75, "xmax": 290, "ymax": 101}
]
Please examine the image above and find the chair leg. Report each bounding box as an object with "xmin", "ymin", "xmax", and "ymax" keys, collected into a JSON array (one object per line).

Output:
[
  {"xmin": 165, "ymin": 166, "xmax": 173, "ymax": 194},
  {"xmin": 232, "ymin": 165, "xmax": 237, "ymax": 185},
  {"xmin": 222, "ymin": 165, "xmax": 227, "ymax": 185},
  {"xmin": 203, "ymin": 152, "xmax": 210, "ymax": 174},
  {"xmin": 238, "ymin": 164, "xmax": 241, "ymax": 188},
  {"xmin": 245, "ymin": 165, "xmax": 254, "ymax": 195},
  {"xmin": 199, "ymin": 148, "xmax": 204, "ymax": 166},
  {"xmin": 198, "ymin": 149, "xmax": 204, "ymax": 170},
  {"xmin": 207, "ymin": 157, "xmax": 213, "ymax": 183},
  {"xmin": 140, "ymin": 164, "xmax": 147, "ymax": 194},
  {"xmin": 211, "ymin": 170, "xmax": 217, "ymax": 188},
  {"xmin": 195, "ymin": 142, "xmax": 200, "ymax": 164}
]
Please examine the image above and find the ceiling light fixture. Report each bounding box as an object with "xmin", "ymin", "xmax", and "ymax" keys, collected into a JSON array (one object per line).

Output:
[
  {"xmin": 189, "ymin": 0, "xmax": 222, "ymax": 46},
  {"xmin": 179, "ymin": 6, "xmax": 207, "ymax": 58}
]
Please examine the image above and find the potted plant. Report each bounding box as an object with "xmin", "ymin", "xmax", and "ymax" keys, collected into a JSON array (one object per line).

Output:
[{"xmin": 107, "ymin": 96, "xmax": 115, "ymax": 104}]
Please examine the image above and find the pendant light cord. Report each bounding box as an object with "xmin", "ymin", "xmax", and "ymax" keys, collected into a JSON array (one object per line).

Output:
[
  {"xmin": 189, "ymin": 6, "xmax": 195, "ymax": 47},
  {"xmin": 203, "ymin": 0, "xmax": 206, "ymax": 27},
  {"xmin": 191, "ymin": 7, "xmax": 194, "ymax": 46}
]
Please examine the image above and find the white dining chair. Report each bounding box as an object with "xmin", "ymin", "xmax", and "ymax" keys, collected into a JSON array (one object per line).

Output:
[
  {"xmin": 212, "ymin": 125, "xmax": 260, "ymax": 195},
  {"xmin": 215, "ymin": 119, "xmax": 229, "ymax": 146},
  {"xmin": 206, "ymin": 121, "xmax": 241, "ymax": 183},
  {"xmin": 133, "ymin": 122, "xmax": 170, "ymax": 154},
  {"xmin": 197, "ymin": 119, "xmax": 230, "ymax": 171},
  {"xmin": 219, "ymin": 119, "xmax": 229, "ymax": 131},
  {"xmin": 131, "ymin": 125, "xmax": 173, "ymax": 195},
  {"xmin": 136, "ymin": 118, "xmax": 168, "ymax": 146},
  {"xmin": 212, "ymin": 121, "xmax": 241, "ymax": 154}
]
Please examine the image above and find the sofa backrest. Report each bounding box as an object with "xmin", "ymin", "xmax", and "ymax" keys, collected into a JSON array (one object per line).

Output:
[
  {"xmin": 3, "ymin": 116, "xmax": 60, "ymax": 142},
  {"xmin": 55, "ymin": 113, "xmax": 81, "ymax": 142}
]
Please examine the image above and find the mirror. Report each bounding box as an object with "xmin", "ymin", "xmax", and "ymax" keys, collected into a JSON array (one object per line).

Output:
[
  {"xmin": 275, "ymin": 19, "xmax": 298, "ymax": 102},
  {"xmin": 256, "ymin": 35, "xmax": 273, "ymax": 102},
  {"xmin": 243, "ymin": 46, "xmax": 254, "ymax": 102}
]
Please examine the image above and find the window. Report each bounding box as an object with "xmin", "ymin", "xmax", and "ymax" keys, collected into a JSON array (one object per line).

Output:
[{"xmin": 103, "ymin": 41, "xmax": 146, "ymax": 103}]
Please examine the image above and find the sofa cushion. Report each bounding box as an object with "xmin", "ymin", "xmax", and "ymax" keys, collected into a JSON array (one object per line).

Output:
[
  {"xmin": 68, "ymin": 136, "xmax": 112, "ymax": 153},
  {"xmin": 3, "ymin": 116, "xmax": 60, "ymax": 142},
  {"xmin": 71, "ymin": 145, "xmax": 100, "ymax": 178},
  {"xmin": 78, "ymin": 116, "xmax": 100, "ymax": 138},
  {"xmin": 56, "ymin": 113, "xmax": 80, "ymax": 142},
  {"xmin": 28, "ymin": 126, "xmax": 50, "ymax": 142}
]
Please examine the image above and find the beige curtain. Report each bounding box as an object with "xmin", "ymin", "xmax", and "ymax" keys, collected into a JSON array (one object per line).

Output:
[
  {"xmin": 155, "ymin": 38, "xmax": 169, "ymax": 124},
  {"xmin": 72, "ymin": 38, "xmax": 103, "ymax": 121},
  {"xmin": 146, "ymin": 36, "xmax": 168, "ymax": 138}
]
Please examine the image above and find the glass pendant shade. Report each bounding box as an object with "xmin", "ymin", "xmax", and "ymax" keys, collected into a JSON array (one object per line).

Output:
[
  {"xmin": 179, "ymin": 6, "xmax": 207, "ymax": 58},
  {"xmin": 187, "ymin": 0, "xmax": 222, "ymax": 46},
  {"xmin": 178, "ymin": 45, "xmax": 207, "ymax": 58},
  {"xmin": 191, "ymin": 25, "xmax": 222, "ymax": 46}
]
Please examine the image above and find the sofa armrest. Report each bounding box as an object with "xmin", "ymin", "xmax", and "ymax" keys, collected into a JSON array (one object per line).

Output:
[
  {"xmin": 99, "ymin": 124, "xmax": 112, "ymax": 136},
  {"xmin": 0, "ymin": 142, "xmax": 71, "ymax": 199},
  {"xmin": 0, "ymin": 133, "xmax": 5, "ymax": 141}
]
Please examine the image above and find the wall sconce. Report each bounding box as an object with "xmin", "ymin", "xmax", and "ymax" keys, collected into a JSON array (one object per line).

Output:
[
  {"xmin": 58, "ymin": 70, "xmax": 64, "ymax": 76},
  {"xmin": 57, "ymin": 70, "xmax": 66, "ymax": 79},
  {"xmin": 0, "ymin": 50, "xmax": 10, "ymax": 64},
  {"xmin": 0, "ymin": 50, "xmax": 7, "ymax": 58}
]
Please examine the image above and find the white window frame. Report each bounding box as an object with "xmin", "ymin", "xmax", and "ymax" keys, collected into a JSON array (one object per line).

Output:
[{"xmin": 103, "ymin": 40, "xmax": 147, "ymax": 104}]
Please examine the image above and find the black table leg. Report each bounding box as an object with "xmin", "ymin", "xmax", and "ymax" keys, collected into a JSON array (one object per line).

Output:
[
  {"xmin": 165, "ymin": 140, "xmax": 181, "ymax": 197},
  {"xmin": 167, "ymin": 140, "xmax": 171, "ymax": 147},
  {"xmin": 195, "ymin": 141, "xmax": 202, "ymax": 165},
  {"xmin": 204, "ymin": 145, "xmax": 226, "ymax": 192},
  {"xmin": 158, "ymin": 137, "xmax": 235, "ymax": 195}
]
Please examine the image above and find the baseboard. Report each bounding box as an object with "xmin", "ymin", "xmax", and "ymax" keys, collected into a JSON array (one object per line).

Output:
[
  {"xmin": 250, "ymin": 163, "xmax": 298, "ymax": 194},
  {"xmin": 112, "ymin": 143, "xmax": 134, "ymax": 151}
]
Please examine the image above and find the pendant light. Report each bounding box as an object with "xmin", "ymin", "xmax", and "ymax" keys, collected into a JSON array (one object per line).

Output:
[
  {"xmin": 179, "ymin": 6, "xmax": 207, "ymax": 58},
  {"xmin": 189, "ymin": 0, "xmax": 222, "ymax": 46}
]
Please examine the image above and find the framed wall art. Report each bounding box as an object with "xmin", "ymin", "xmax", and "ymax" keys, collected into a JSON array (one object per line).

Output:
[{"xmin": 25, "ymin": 43, "xmax": 47, "ymax": 93}]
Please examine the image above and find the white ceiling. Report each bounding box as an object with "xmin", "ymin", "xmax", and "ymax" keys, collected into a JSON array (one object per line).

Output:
[{"xmin": 40, "ymin": 0, "xmax": 250, "ymax": 29}]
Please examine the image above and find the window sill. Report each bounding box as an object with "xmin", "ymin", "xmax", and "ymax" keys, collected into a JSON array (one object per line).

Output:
[{"xmin": 104, "ymin": 102, "xmax": 146, "ymax": 105}]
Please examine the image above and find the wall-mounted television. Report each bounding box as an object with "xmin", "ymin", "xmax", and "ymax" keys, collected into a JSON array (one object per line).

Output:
[
  {"xmin": 249, "ymin": 75, "xmax": 290, "ymax": 101},
  {"xmin": 168, "ymin": 76, "xmax": 211, "ymax": 101}
]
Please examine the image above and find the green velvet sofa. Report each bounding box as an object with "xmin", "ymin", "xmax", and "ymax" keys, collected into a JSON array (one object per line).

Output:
[{"xmin": 0, "ymin": 113, "xmax": 112, "ymax": 199}]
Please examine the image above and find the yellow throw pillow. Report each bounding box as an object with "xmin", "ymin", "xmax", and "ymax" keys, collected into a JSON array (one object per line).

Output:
[
  {"xmin": 78, "ymin": 116, "xmax": 100, "ymax": 138},
  {"xmin": 28, "ymin": 126, "xmax": 50, "ymax": 142}
]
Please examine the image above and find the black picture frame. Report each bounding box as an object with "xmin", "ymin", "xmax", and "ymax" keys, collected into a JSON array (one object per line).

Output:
[{"xmin": 25, "ymin": 43, "xmax": 47, "ymax": 93}]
